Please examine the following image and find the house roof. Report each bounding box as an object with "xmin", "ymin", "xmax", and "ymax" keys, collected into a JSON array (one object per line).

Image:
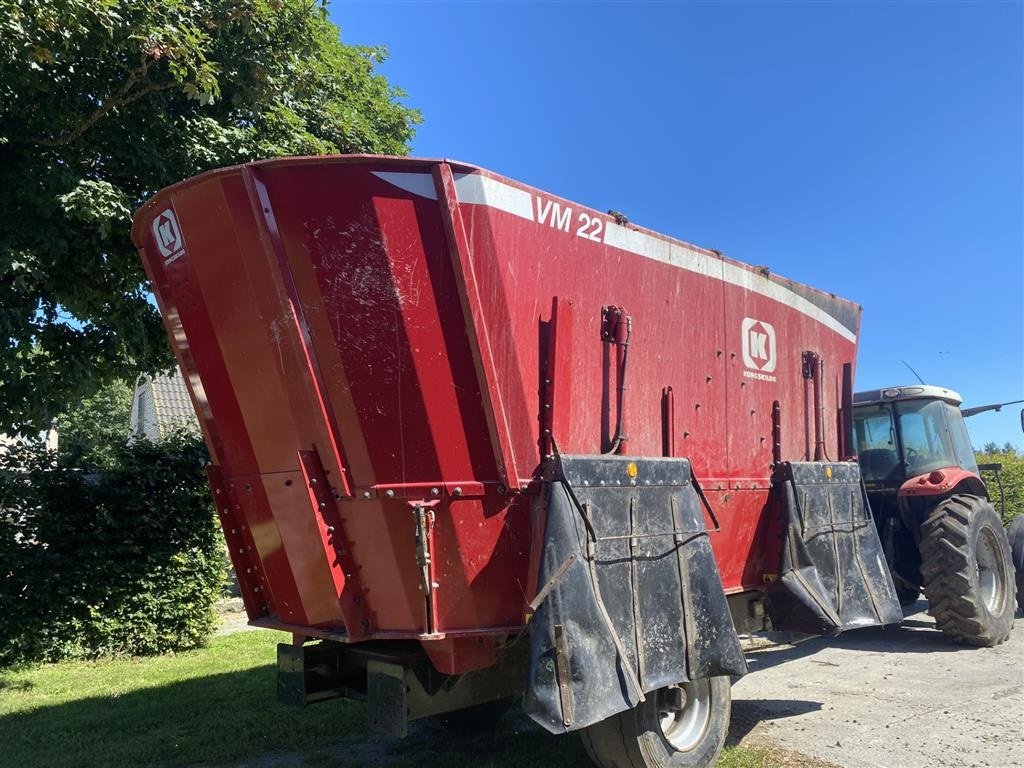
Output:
[{"xmin": 151, "ymin": 369, "xmax": 198, "ymax": 430}]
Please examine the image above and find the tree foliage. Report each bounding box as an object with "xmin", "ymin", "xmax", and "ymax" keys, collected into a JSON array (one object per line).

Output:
[
  {"xmin": 976, "ymin": 444, "xmax": 1023, "ymax": 526},
  {"xmin": 0, "ymin": 0, "xmax": 420, "ymax": 435},
  {"xmin": 55, "ymin": 377, "xmax": 134, "ymax": 468}
]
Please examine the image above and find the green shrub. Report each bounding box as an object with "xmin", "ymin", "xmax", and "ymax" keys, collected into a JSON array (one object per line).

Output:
[{"xmin": 0, "ymin": 431, "xmax": 225, "ymax": 667}]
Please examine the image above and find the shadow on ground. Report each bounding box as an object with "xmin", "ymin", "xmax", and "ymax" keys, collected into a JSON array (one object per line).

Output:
[
  {"xmin": 0, "ymin": 665, "xmax": 367, "ymax": 768},
  {"xmin": 743, "ymin": 603, "xmax": 972, "ymax": 676},
  {"xmin": 6, "ymin": 619, "xmax": 895, "ymax": 768},
  {"xmin": 727, "ymin": 698, "xmax": 823, "ymax": 746},
  {"xmin": 0, "ymin": 659, "xmax": 802, "ymax": 768},
  {"xmin": 310, "ymin": 714, "xmax": 590, "ymax": 768},
  {"xmin": 272, "ymin": 703, "xmax": 780, "ymax": 768},
  {"xmin": 0, "ymin": 661, "xmax": 589, "ymax": 768}
]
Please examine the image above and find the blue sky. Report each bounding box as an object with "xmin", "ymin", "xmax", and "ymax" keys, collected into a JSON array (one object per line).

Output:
[{"xmin": 336, "ymin": 1, "xmax": 1023, "ymax": 449}]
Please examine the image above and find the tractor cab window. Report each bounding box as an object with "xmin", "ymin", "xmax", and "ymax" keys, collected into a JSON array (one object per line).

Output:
[
  {"xmin": 853, "ymin": 404, "xmax": 900, "ymax": 482},
  {"xmin": 894, "ymin": 399, "xmax": 974, "ymax": 476},
  {"xmin": 942, "ymin": 402, "xmax": 979, "ymax": 474}
]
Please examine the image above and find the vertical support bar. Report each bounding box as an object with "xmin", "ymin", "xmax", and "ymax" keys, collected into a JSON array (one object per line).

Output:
[
  {"xmin": 841, "ymin": 362, "xmax": 855, "ymax": 461},
  {"xmin": 771, "ymin": 400, "xmax": 782, "ymax": 466},
  {"xmin": 542, "ymin": 297, "xmax": 575, "ymax": 458},
  {"xmin": 297, "ymin": 450, "xmax": 372, "ymax": 640},
  {"xmin": 411, "ymin": 501, "xmax": 440, "ymax": 635},
  {"xmin": 600, "ymin": 305, "xmax": 632, "ymax": 455},
  {"xmin": 801, "ymin": 351, "xmax": 813, "ymax": 461},
  {"xmin": 814, "ymin": 354, "xmax": 826, "ymax": 461},
  {"xmin": 432, "ymin": 163, "xmax": 519, "ymax": 489},
  {"xmin": 206, "ymin": 464, "xmax": 267, "ymax": 620},
  {"xmin": 241, "ymin": 167, "xmax": 353, "ymax": 496},
  {"xmin": 614, "ymin": 310, "xmax": 631, "ymax": 455},
  {"xmin": 662, "ymin": 386, "xmax": 675, "ymax": 457},
  {"xmin": 803, "ymin": 350, "xmax": 825, "ymax": 461}
]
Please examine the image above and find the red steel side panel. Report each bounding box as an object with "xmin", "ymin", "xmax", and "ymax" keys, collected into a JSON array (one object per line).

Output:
[
  {"xmin": 433, "ymin": 163, "xmax": 520, "ymax": 490},
  {"xmin": 432, "ymin": 166, "xmax": 858, "ymax": 592},
  {"xmin": 133, "ymin": 156, "xmax": 860, "ymax": 672}
]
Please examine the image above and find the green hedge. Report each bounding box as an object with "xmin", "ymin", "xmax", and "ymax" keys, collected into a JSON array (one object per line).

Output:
[
  {"xmin": 977, "ymin": 447, "xmax": 1024, "ymax": 526},
  {"xmin": 0, "ymin": 432, "xmax": 225, "ymax": 667}
]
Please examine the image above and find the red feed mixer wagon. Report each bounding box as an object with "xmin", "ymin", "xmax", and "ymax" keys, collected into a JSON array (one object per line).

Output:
[{"xmin": 133, "ymin": 156, "xmax": 905, "ymax": 768}]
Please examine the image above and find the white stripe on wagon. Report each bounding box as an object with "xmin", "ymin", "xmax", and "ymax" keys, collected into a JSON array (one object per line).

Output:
[
  {"xmin": 373, "ymin": 171, "xmax": 535, "ymax": 221},
  {"xmin": 373, "ymin": 171, "xmax": 856, "ymax": 343}
]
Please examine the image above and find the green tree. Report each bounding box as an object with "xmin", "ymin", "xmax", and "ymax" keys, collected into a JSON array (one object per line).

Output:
[
  {"xmin": 0, "ymin": 0, "xmax": 420, "ymax": 435},
  {"xmin": 55, "ymin": 377, "xmax": 134, "ymax": 468}
]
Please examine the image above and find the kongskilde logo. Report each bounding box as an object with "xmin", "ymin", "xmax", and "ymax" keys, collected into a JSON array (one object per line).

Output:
[
  {"xmin": 151, "ymin": 208, "xmax": 185, "ymax": 264},
  {"xmin": 741, "ymin": 317, "xmax": 777, "ymax": 382}
]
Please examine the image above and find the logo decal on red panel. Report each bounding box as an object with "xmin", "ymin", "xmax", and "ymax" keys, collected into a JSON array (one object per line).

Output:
[
  {"xmin": 741, "ymin": 317, "xmax": 777, "ymax": 382},
  {"xmin": 151, "ymin": 209, "xmax": 185, "ymax": 264}
]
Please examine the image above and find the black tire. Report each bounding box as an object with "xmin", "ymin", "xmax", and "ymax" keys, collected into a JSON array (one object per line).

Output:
[
  {"xmin": 920, "ymin": 494, "xmax": 1015, "ymax": 646},
  {"xmin": 433, "ymin": 698, "xmax": 513, "ymax": 735},
  {"xmin": 580, "ymin": 678, "xmax": 730, "ymax": 768},
  {"xmin": 1006, "ymin": 515, "xmax": 1024, "ymax": 615}
]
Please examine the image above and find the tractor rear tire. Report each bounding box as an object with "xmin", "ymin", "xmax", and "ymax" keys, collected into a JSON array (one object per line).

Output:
[
  {"xmin": 1006, "ymin": 515, "xmax": 1024, "ymax": 615},
  {"xmin": 920, "ymin": 494, "xmax": 1015, "ymax": 646},
  {"xmin": 580, "ymin": 678, "xmax": 730, "ymax": 768}
]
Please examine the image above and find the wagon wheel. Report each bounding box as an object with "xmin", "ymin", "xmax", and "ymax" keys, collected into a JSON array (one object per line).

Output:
[{"xmin": 580, "ymin": 677, "xmax": 731, "ymax": 768}]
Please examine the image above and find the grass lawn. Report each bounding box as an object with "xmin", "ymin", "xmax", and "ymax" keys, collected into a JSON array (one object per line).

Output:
[{"xmin": 0, "ymin": 630, "xmax": 786, "ymax": 768}]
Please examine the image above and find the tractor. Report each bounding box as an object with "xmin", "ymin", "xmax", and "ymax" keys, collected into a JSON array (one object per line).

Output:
[{"xmin": 852, "ymin": 385, "xmax": 1021, "ymax": 645}]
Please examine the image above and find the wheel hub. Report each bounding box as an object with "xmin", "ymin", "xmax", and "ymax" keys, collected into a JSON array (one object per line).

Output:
[
  {"xmin": 976, "ymin": 527, "xmax": 1006, "ymax": 613},
  {"xmin": 658, "ymin": 679, "xmax": 712, "ymax": 751}
]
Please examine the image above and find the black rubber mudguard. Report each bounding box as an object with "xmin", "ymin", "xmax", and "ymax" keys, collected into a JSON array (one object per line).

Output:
[
  {"xmin": 767, "ymin": 461, "xmax": 903, "ymax": 636},
  {"xmin": 524, "ymin": 454, "xmax": 747, "ymax": 735}
]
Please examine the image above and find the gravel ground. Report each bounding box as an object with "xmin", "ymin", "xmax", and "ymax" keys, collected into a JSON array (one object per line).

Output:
[
  {"xmin": 212, "ymin": 600, "xmax": 1023, "ymax": 767},
  {"xmin": 214, "ymin": 597, "xmax": 256, "ymax": 636},
  {"xmin": 732, "ymin": 602, "xmax": 1024, "ymax": 768}
]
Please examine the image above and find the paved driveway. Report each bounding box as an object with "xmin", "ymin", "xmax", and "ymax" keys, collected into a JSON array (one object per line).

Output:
[{"xmin": 731, "ymin": 604, "xmax": 1024, "ymax": 768}]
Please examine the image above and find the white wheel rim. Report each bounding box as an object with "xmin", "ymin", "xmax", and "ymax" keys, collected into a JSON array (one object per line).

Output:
[
  {"xmin": 976, "ymin": 527, "xmax": 1004, "ymax": 613},
  {"xmin": 659, "ymin": 679, "xmax": 712, "ymax": 752}
]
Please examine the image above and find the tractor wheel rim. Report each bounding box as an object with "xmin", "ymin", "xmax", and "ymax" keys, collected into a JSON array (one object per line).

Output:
[
  {"xmin": 659, "ymin": 679, "xmax": 711, "ymax": 751},
  {"xmin": 976, "ymin": 527, "xmax": 1004, "ymax": 613}
]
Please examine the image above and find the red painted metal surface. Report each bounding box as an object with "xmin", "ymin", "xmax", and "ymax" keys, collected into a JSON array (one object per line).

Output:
[
  {"xmin": 132, "ymin": 155, "xmax": 861, "ymax": 673},
  {"xmin": 899, "ymin": 468, "xmax": 986, "ymax": 499}
]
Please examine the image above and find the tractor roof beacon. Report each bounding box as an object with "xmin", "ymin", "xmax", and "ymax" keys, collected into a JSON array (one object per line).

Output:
[{"xmin": 852, "ymin": 384, "xmax": 1017, "ymax": 647}]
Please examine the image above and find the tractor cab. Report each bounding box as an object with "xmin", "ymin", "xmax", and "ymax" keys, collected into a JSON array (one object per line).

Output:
[{"xmin": 852, "ymin": 385, "xmax": 980, "ymax": 495}]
